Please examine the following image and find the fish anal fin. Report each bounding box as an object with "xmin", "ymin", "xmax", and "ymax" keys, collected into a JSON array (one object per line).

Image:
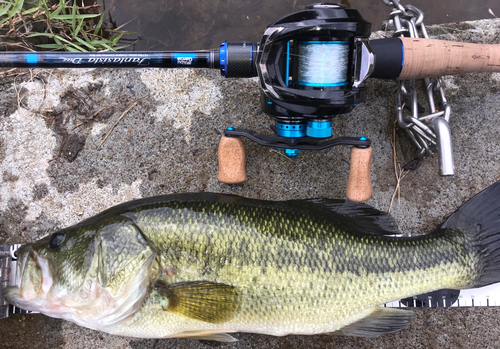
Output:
[
  {"xmin": 155, "ymin": 281, "xmax": 239, "ymax": 324},
  {"xmin": 166, "ymin": 330, "xmax": 238, "ymax": 342},
  {"xmin": 340, "ymin": 307, "xmax": 414, "ymax": 337}
]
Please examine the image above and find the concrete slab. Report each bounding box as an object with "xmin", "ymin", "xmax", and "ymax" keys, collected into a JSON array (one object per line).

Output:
[{"xmin": 1, "ymin": 19, "xmax": 500, "ymax": 348}]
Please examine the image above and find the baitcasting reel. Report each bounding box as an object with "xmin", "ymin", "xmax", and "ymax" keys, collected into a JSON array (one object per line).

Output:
[{"xmin": 218, "ymin": 4, "xmax": 376, "ymax": 201}]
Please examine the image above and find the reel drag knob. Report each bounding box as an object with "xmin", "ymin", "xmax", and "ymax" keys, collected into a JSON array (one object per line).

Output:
[
  {"xmin": 346, "ymin": 140, "xmax": 372, "ymax": 202},
  {"xmin": 217, "ymin": 129, "xmax": 247, "ymax": 184}
]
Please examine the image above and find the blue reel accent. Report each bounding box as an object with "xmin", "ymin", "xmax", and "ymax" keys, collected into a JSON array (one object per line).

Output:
[
  {"xmin": 220, "ymin": 41, "xmax": 228, "ymax": 78},
  {"xmin": 306, "ymin": 121, "xmax": 333, "ymax": 138},
  {"xmin": 285, "ymin": 149, "xmax": 300, "ymax": 158},
  {"xmin": 276, "ymin": 122, "xmax": 307, "ymax": 138},
  {"xmin": 296, "ymin": 81, "xmax": 349, "ymax": 87}
]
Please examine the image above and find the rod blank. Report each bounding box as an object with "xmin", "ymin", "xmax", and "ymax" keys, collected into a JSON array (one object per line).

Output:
[{"xmin": 0, "ymin": 51, "xmax": 219, "ymax": 69}]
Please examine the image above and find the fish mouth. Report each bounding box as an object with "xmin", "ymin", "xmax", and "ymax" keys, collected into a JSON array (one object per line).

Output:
[
  {"xmin": 1, "ymin": 246, "xmax": 28, "ymax": 308},
  {"xmin": 3, "ymin": 245, "xmax": 54, "ymax": 310}
]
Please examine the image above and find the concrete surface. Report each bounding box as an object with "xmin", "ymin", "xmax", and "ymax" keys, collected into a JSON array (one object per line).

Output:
[{"xmin": 1, "ymin": 19, "xmax": 500, "ymax": 348}]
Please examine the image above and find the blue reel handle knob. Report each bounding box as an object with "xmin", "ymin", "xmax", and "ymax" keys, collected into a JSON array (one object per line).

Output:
[
  {"xmin": 346, "ymin": 146, "xmax": 372, "ymax": 202},
  {"xmin": 217, "ymin": 135, "xmax": 247, "ymax": 184}
]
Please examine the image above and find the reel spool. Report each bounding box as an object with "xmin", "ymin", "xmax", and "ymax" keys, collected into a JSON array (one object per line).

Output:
[
  {"xmin": 256, "ymin": 3, "xmax": 373, "ymax": 120},
  {"xmin": 219, "ymin": 4, "xmax": 374, "ymax": 201}
]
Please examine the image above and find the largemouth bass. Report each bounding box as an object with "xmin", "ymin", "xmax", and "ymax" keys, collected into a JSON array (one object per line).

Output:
[{"xmin": 3, "ymin": 181, "xmax": 500, "ymax": 341}]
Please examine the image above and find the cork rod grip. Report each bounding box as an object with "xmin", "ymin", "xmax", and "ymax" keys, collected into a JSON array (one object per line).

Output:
[
  {"xmin": 399, "ymin": 37, "xmax": 500, "ymax": 79},
  {"xmin": 217, "ymin": 135, "xmax": 247, "ymax": 184},
  {"xmin": 346, "ymin": 146, "xmax": 372, "ymax": 202}
]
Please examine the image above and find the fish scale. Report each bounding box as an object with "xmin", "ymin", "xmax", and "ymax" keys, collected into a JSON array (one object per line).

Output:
[{"xmin": 92, "ymin": 196, "xmax": 476, "ymax": 337}]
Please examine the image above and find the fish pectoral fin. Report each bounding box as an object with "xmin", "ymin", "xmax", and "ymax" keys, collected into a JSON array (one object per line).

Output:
[
  {"xmin": 155, "ymin": 280, "xmax": 239, "ymax": 324},
  {"xmin": 168, "ymin": 330, "xmax": 238, "ymax": 342},
  {"xmin": 340, "ymin": 307, "xmax": 414, "ymax": 337}
]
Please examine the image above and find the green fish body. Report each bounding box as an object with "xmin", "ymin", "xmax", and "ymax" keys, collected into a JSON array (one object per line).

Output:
[{"xmin": 4, "ymin": 182, "xmax": 500, "ymax": 341}]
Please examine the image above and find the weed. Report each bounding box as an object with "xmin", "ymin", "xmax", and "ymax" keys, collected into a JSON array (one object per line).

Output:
[{"xmin": 0, "ymin": 0, "xmax": 136, "ymax": 51}]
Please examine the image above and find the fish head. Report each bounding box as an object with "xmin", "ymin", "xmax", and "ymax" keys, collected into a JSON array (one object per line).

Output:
[{"xmin": 3, "ymin": 220, "xmax": 156, "ymax": 330}]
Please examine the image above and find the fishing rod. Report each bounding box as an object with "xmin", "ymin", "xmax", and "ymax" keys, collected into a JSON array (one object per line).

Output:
[{"xmin": 1, "ymin": 3, "xmax": 499, "ymax": 200}]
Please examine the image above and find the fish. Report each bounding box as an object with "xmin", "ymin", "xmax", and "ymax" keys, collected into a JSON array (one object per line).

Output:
[{"xmin": 3, "ymin": 181, "xmax": 500, "ymax": 342}]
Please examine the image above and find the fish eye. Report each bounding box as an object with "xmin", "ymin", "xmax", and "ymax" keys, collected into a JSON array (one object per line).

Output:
[{"xmin": 49, "ymin": 231, "xmax": 66, "ymax": 250}]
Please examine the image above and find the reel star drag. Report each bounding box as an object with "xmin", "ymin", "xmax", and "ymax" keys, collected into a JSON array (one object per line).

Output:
[{"xmin": 1, "ymin": 3, "xmax": 500, "ymax": 201}]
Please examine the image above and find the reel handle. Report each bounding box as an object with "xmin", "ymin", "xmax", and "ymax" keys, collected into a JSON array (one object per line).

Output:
[
  {"xmin": 346, "ymin": 146, "xmax": 372, "ymax": 202},
  {"xmin": 217, "ymin": 135, "xmax": 247, "ymax": 184}
]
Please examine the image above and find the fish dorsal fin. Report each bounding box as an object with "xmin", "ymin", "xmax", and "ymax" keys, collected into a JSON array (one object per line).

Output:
[
  {"xmin": 340, "ymin": 307, "xmax": 414, "ymax": 337},
  {"xmin": 168, "ymin": 330, "xmax": 238, "ymax": 342},
  {"xmin": 295, "ymin": 199, "xmax": 401, "ymax": 236},
  {"xmin": 155, "ymin": 281, "xmax": 239, "ymax": 324}
]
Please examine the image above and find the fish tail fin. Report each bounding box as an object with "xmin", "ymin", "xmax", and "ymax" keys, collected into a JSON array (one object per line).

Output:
[{"xmin": 440, "ymin": 180, "xmax": 500, "ymax": 288}]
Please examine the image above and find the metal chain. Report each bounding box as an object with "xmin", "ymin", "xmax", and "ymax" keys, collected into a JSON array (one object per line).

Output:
[{"xmin": 381, "ymin": 0, "xmax": 454, "ymax": 175}]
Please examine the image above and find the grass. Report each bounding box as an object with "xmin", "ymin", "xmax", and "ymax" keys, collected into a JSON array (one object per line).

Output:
[{"xmin": 0, "ymin": 0, "xmax": 136, "ymax": 51}]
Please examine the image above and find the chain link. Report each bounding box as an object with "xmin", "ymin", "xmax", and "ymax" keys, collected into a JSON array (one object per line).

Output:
[{"xmin": 381, "ymin": 0, "xmax": 454, "ymax": 174}]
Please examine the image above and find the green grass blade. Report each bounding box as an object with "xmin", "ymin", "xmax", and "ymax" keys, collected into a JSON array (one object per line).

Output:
[
  {"xmin": 36, "ymin": 43, "xmax": 65, "ymax": 49},
  {"xmin": 52, "ymin": 34, "xmax": 86, "ymax": 52},
  {"xmin": 93, "ymin": 12, "xmax": 104, "ymax": 35},
  {"xmin": 0, "ymin": 3, "xmax": 11, "ymax": 25},
  {"xmin": 21, "ymin": 7, "xmax": 39, "ymax": 15},
  {"xmin": 71, "ymin": 0, "xmax": 77, "ymax": 35},
  {"xmin": 74, "ymin": 36, "xmax": 95, "ymax": 51},
  {"xmin": 81, "ymin": 29, "xmax": 92, "ymax": 43},
  {"xmin": 58, "ymin": 0, "xmax": 65, "ymax": 16},
  {"xmin": 66, "ymin": 46, "xmax": 80, "ymax": 52},
  {"xmin": 8, "ymin": 0, "xmax": 24, "ymax": 17},
  {"xmin": 27, "ymin": 32, "xmax": 55, "ymax": 38},
  {"xmin": 0, "ymin": 3, "xmax": 12, "ymax": 18},
  {"xmin": 73, "ymin": 18, "xmax": 85, "ymax": 39},
  {"xmin": 50, "ymin": 13, "xmax": 100, "ymax": 20},
  {"xmin": 92, "ymin": 40, "xmax": 115, "ymax": 51},
  {"xmin": 49, "ymin": 0, "xmax": 64, "ymax": 19}
]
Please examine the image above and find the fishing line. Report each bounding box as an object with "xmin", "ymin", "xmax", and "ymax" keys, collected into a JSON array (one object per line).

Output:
[
  {"xmin": 296, "ymin": 41, "xmax": 350, "ymax": 87},
  {"xmin": 279, "ymin": 41, "xmax": 351, "ymax": 87}
]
